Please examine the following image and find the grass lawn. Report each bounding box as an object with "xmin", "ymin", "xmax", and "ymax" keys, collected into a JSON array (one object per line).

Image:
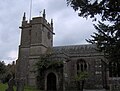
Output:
[
  {"xmin": 0, "ymin": 83, "xmax": 41, "ymax": 91},
  {"xmin": 0, "ymin": 83, "xmax": 8, "ymax": 91}
]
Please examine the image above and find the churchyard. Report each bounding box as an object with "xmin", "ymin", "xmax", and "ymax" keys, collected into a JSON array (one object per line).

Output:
[{"xmin": 0, "ymin": 82, "xmax": 41, "ymax": 91}]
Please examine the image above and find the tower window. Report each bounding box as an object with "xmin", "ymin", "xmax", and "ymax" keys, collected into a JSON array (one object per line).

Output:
[
  {"xmin": 47, "ymin": 32, "xmax": 50, "ymax": 39},
  {"xmin": 29, "ymin": 30, "xmax": 31, "ymax": 36}
]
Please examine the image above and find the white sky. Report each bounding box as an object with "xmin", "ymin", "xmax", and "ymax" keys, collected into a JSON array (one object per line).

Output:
[{"xmin": 0, "ymin": 0, "xmax": 96, "ymax": 64}]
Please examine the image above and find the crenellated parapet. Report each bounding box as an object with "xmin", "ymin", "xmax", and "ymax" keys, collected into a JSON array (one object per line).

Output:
[{"xmin": 19, "ymin": 10, "xmax": 54, "ymax": 33}]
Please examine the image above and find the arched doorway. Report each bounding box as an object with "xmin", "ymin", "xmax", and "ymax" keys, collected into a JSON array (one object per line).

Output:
[{"xmin": 47, "ymin": 72, "xmax": 56, "ymax": 91}]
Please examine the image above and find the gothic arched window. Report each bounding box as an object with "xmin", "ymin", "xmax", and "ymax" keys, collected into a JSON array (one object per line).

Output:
[
  {"xmin": 76, "ymin": 59, "xmax": 87, "ymax": 74},
  {"xmin": 109, "ymin": 61, "xmax": 120, "ymax": 77}
]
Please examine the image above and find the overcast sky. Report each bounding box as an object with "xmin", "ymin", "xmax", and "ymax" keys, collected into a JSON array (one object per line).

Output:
[{"xmin": 0, "ymin": 0, "xmax": 96, "ymax": 64}]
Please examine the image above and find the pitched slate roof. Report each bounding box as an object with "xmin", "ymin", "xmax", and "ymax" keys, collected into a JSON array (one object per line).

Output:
[{"xmin": 53, "ymin": 44, "xmax": 96, "ymax": 54}]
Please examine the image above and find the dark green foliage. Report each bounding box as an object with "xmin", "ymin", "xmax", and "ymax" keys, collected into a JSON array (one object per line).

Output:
[
  {"xmin": 0, "ymin": 61, "xmax": 6, "ymax": 74},
  {"xmin": 36, "ymin": 54, "xmax": 63, "ymax": 75},
  {"xmin": 0, "ymin": 61, "xmax": 12, "ymax": 83},
  {"xmin": 2, "ymin": 73, "xmax": 12, "ymax": 83},
  {"xmin": 74, "ymin": 71, "xmax": 89, "ymax": 91},
  {"xmin": 67, "ymin": 0, "xmax": 120, "ymax": 62},
  {"xmin": 67, "ymin": 0, "xmax": 120, "ymax": 22},
  {"xmin": 87, "ymin": 21, "xmax": 120, "ymax": 60},
  {"xmin": 0, "ymin": 61, "xmax": 16, "ymax": 83},
  {"xmin": 0, "ymin": 61, "xmax": 6, "ymax": 83},
  {"xmin": 75, "ymin": 71, "xmax": 88, "ymax": 81}
]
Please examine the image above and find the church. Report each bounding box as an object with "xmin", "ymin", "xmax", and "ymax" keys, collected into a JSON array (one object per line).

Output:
[{"xmin": 16, "ymin": 10, "xmax": 120, "ymax": 91}]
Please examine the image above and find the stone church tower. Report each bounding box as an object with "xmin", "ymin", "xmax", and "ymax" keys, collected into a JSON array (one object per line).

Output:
[{"xmin": 16, "ymin": 10, "xmax": 54, "ymax": 86}]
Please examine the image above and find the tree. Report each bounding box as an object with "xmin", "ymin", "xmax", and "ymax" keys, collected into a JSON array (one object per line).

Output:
[
  {"xmin": 66, "ymin": 0, "xmax": 120, "ymax": 22},
  {"xmin": 0, "ymin": 61, "xmax": 6, "ymax": 74},
  {"xmin": 36, "ymin": 54, "xmax": 63, "ymax": 75},
  {"xmin": 75, "ymin": 71, "xmax": 88, "ymax": 91},
  {"xmin": 0, "ymin": 61, "xmax": 6, "ymax": 82},
  {"xmin": 66, "ymin": 0, "xmax": 120, "ymax": 63},
  {"xmin": 6, "ymin": 61, "xmax": 16, "ymax": 78}
]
